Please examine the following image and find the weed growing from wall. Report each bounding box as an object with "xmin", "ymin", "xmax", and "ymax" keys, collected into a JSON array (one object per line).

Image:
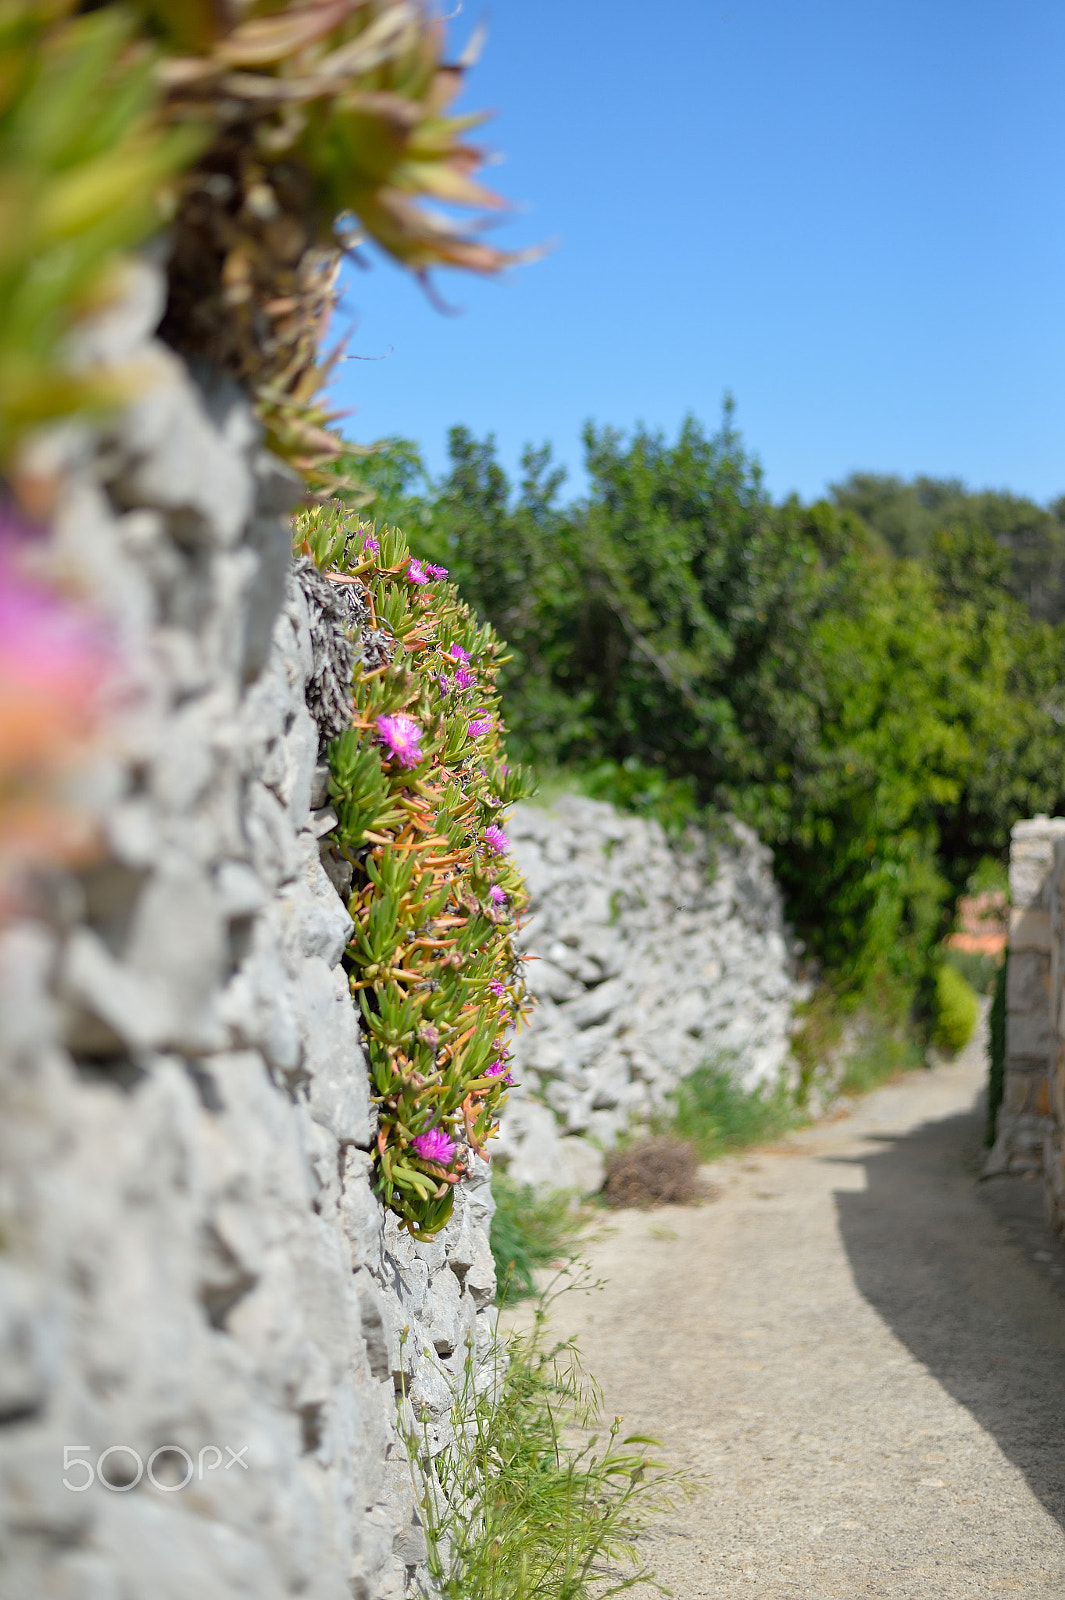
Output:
[
  {"xmin": 298, "ymin": 503, "xmax": 534, "ymax": 1237},
  {"xmin": 404, "ymin": 1278, "xmax": 684, "ymax": 1599}
]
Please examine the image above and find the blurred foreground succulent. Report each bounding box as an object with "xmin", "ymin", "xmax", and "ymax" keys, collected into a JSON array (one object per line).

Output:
[{"xmin": 0, "ymin": 2, "xmax": 201, "ymax": 480}]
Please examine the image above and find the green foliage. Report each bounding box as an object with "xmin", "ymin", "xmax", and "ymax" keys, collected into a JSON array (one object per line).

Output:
[
  {"xmin": 489, "ymin": 1175, "xmax": 586, "ymax": 1302},
  {"xmin": 837, "ymin": 1012, "xmax": 925, "ymax": 1096},
  {"xmin": 578, "ymin": 756, "xmax": 703, "ymax": 834},
  {"xmin": 943, "ymin": 945, "xmax": 1001, "ymax": 997},
  {"xmin": 669, "ymin": 1059, "xmax": 797, "ymax": 1159},
  {"xmin": 831, "ymin": 470, "xmax": 1065, "ymax": 624},
  {"xmin": 406, "ymin": 1282, "xmax": 682, "ymax": 1599},
  {"xmin": 299, "ymin": 502, "xmax": 535, "ymax": 1237},
  {"xmin": 987, "ymin": 956, "xmax": 1007, "ymax": 1146},
  {"xmin": 932, "ymin": 963, "xmax": 980, "ymax": 1055},
  {"xmin": 388, "ymin": 412, "xmax": 1065, "ymax": 1007}
]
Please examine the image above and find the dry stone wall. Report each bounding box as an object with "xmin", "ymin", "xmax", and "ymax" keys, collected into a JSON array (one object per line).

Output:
[
  {"xmin": 0, "ymin": 262, "xmax": 496, "ymax": 1600},
  {"xmin": 498, "ymin": 797, "xmax": 808, "ymax": 1192}
]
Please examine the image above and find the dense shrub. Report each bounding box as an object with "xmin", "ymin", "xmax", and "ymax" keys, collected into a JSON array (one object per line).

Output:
[
  {"xmin": 932, "ymin": 963, "xmax": 980, "ymax": 1055},
  {"xmin": 356, "ymin": 415, "xmax": 1065, "ymax": 1008}
]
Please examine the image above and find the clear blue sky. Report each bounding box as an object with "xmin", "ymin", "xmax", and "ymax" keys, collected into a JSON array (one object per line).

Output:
[{"xmin": 330, "ymin": 0, "xmax": 1065, "ymax": 505}]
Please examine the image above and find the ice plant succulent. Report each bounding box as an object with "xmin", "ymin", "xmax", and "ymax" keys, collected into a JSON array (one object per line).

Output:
[
  {"xmin": 411, "ymin": 1127, "xmax": 458, "ymax": 1167},
  {"xmin": 302, "ymin": 507, "xmax": 534, "ymax": 1236},
  {"xmin": 375, "ymin": 713, "xmax": 423, "ymax": 770},
  {"xmin": 484, "ymin": 825, "xmax": 510, "ymax": 855}
]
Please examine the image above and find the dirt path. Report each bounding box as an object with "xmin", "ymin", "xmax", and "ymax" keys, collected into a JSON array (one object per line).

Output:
[{"xmin": 540, "ymin": 1034, "xmax": 1065, "ymax": 1597}]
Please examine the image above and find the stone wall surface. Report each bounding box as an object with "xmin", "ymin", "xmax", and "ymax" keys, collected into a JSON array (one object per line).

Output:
[
  {"xmin": 498, "ymin": 797, "xmax": 808, "ymax": 1193},
  {"xmin": 0, "ymin": 263, "xmax": 496, "ymax": 1600},
  {"xmin": 987, "ymin": 816, "xmax": 1065, "ymax": 1181}
]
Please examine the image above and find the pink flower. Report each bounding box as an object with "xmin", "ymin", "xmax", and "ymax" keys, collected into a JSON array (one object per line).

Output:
[
  {"xmin": 438, "ymin": 674, "xmax": 451, "ymax": 695},
  {"xmin": 406, "ymin": 559, "xmax": 429, "ymax": 584},
  {"xmin": 426, "ymin": 563, "xmax": 449, "ymax": 580},
  {"xmin": 488, "ymin": 886, "xmax": 507, "ymax": 907},
  {"xmin": 361, "ymin": 534, "xmax": 379, "ymax": 556},
  {"xmin": 412, "ymin": 1127, "xmax": 458, "ymax": 1165},
  {"xmin": 375, "ymin": 713, "xmax": 423, "ymax": 769},
  {"xmin": 486, "ymin": 1059, "xmax": 514, "ymax": 1086},
  {"xmin": 454, "ymin": 667, "xmax": 476, "ymax": 692},
  {"xmin": 488, "ymin": 979, "xmax": 506, "ymax": 996},
  {"xmin": 450, "ymin": 646, "xmax": 470, "ymax": 664},
  {"xmin": 468, "ymin": 712, "xmax": 492, "ymax": 739},
  {"xmin": 483, "ymin": 824, "xmax": 509, "ymax": 854}
]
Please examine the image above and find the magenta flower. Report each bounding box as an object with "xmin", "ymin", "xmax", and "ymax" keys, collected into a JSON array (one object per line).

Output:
[
  {"xmin": 375, "ymin": 713, "xmax": 423, "ymax": 768},
  {"xmin": 486, "ymin": 1059, "xmax": 514, "ymax": 1086},
  {"xmin": 438, "ymin": 674, "xmax": 451, "ymax": 695},
  {"xmin": 426, "ymin": 563, "xmax": 449, "ymax": 580},
  {"xmin": 450, "ymin": 645, "xmax": 470, "ymax": 664},
  {"xmin": 468, "ymin": 713, "xmax": 492, "ymax": 738},
  {"xmin": 406, "ymin": 559, "xmax": 429, "ymax": 584},
  {"xmin": 483, "ymin": 824, "xmax": 509, "ymax": 854},
  {"xmin": 454, "ymin": 667, "xmax": 476, "ymax": 692},
  {"xmin": 488, "ymin": 886, "xmax": 507, "ymax": 907},
  {"xmin": 412, "ymin": 1127, "xmax": 458, "ymax": 1166},
  {"xmin": 361, "ymin": 533, "xmax": 379, "ymax": 556},
  {"xmin": 489, "ymin": 979, "xmax": 506, "ymax": 996}
]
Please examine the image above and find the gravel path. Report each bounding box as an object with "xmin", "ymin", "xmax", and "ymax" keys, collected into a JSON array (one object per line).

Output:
[{"xmin": 541, "ymin": 1031, "xmax": 1065, "ymax": 1597}]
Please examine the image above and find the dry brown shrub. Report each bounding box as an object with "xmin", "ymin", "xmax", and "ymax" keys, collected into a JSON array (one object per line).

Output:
[{"xmin": 602, "ymin": 1136, "xmax": 703, "ymax": 1209}]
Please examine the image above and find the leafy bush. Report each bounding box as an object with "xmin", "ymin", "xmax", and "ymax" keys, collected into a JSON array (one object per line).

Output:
[
  {"xmin": 406, "ymin": 1281, "xmax": 682, "ymax": 1600},
  {"xmin": 299, "ymin": 504, "xmax": 535, "ymax": 1237},
  {"xmin": 932, "ymin": 963, "xmax": 980, "ymax": 1055},
  {"xmin": 669, "ymin": 1059, "xmax": 796, "ymax": 1159},
  {"xmin": 490, "ymin": 1175, "xmax": 586, "ymax": 1302},
  {"xmin": 369, "ymin": 414, "xmax": 1065, "ymax": 1018}
]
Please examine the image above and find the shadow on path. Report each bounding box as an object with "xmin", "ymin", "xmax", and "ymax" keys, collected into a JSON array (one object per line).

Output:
[{"xmin": 834, "ymin": 1092, "xmax": 1065, "ymax": 1530}]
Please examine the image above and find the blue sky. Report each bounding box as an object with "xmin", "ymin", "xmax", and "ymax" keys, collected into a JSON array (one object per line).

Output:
[{"xmin": 330, "ymin": 0, "xmax": 1065, "ymax": 504}]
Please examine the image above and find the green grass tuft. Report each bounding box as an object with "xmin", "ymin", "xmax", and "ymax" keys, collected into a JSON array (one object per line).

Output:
[
  {"xmin": 837, "ymin": 1020, "xmax": 925, "ymax": 1095},
  {"xmin": 669, "ymin": 1060, "xmax": 797, "ymax": 1160},
  {"xmin": 406, "ymin": 1274, "xmax": 687, "ymax": 1599},
  {"xmin": 490, "ymin": 1175, "xmax": 587, "ymax": 1303}
]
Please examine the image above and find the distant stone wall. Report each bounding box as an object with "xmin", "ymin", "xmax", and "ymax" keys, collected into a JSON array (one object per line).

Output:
[
  {"xmin": 498, "ymin": 798, "xmax": 808, "ymax": 1193},
  {"xmin": 0, "ymin": 262, "xmax": 495, "ymax": 1599},
  {"xmin": 987, "ymin": 817, "xmax": 1065, "ymax": 1230}
]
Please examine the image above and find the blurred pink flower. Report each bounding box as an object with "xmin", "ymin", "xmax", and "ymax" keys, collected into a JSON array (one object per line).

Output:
[
  {"xmin": 488, "ymin": 886, "xmax": 507, "ymax": 906},
  {"xmin": 483, "ymin": 824, "xmax": 509, "ymax": 854},
  {"xmin": 425, "ymin": 564, "xmax": 448, "ymax": 580},
  {"xmin": 406, "ymin": 559, "xmax": 429, "ymax": 584},
  {"xmin": 454, "ymin": 667, "xmax": 476, "ymax": 692},
  {"xmin": 468, "ymin": 713, "xmax": 492, "ymax": 738}
]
